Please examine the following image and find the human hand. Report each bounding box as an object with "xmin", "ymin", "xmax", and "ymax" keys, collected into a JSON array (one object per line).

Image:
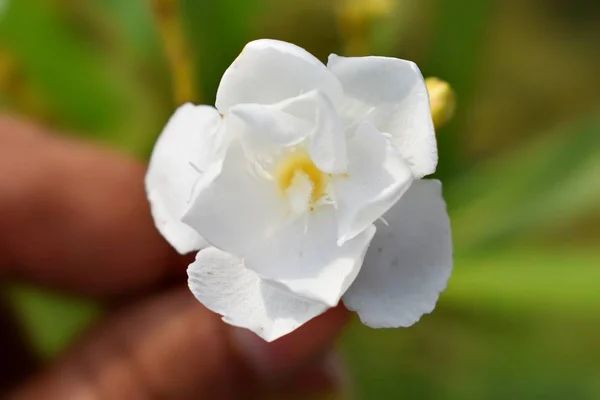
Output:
[{"xmin": 0, "ymin": 117, "xmax": 348, "ymax": 399}]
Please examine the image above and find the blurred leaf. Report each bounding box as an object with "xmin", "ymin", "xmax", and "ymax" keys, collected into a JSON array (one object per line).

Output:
[
  {"xmin": 102, "ymin": 0, "xmax": 163, "ymax": 56},
  {"xmin": 180, "ymin": 0, "xmax": 265, "ymax": 103},
  {"xmin": 0, "ymin": 0, "xmax": 125, "ymax": 132},
  {"xmin": 426, "ymin": 0, "xmax": 496, "ymax": 180},
  {"xmin": 342, "ymin": 248, "xmax": 600, "ymax": 399},
  {"xmin": 446, "ymin": 250, "xmax": 600, "ymax": 314},
  {"xmin": 342, "ymin": 299, "xmax": 600, "ymax": 400},
  {"xmin": 7, "ymin": 284, "xmax": 101, "ymax": 359},
  {"xmin": 447, "ymin": 115, "xmax": 600, "ymax": 255},
  {"xmin": 0, "ymin": 0, "xmax": 168, "ymax": 156},
  {"xmin": 256, "ymin": 0, "xmax": 339, "ymax": 61}
]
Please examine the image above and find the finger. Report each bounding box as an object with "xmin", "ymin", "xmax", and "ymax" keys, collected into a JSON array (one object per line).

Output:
[
  {"xmin": 9, "ymin": 288, "xmax": 349, "ymax": 399},
  {"xmin": 277, "ymin": 350, "xmax": 349, "ymax": 399},
  {"xmin": 0, "ymin": 116, "xmax": 187, "ymax": 295},
  {"xmin": 0, "ymin": 295, "xmax": 38, "ymax": 394}
]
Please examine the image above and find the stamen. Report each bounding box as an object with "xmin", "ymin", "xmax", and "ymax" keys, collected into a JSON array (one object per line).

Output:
[
  {"xmin": 275, "ymin": 150, "xmax": 328, "ymax": 206},
  {"xmin": 378, "ymin": 216, "xmax": 390, "ymax": 227}
]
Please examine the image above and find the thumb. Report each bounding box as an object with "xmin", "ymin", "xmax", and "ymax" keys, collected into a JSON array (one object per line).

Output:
[{"xmin": 9, "ymin": 288, "xmax": 349, "ymax": 399}]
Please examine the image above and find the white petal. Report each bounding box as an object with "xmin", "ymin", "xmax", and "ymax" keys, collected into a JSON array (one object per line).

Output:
[
  {"xmin": 216, "ymin": 39, "xmax": 343, "ymax": 113},
  {"xmin": 188, "ymin": 247, "xmax": 328, "ymax": 342},
  {"xmin": 304, "ymin": 91, "xmax": 347, "ymax": 174},
  {"xmin": 245, "ymin": 206, "xmax": 376, "ymax": 307},
  {"xmin": 343, "ymin": 180, "xmax": 453, "ymax": 328},
  {"xmin": 332, "ymin": 122, "xmax": 413, "ymax": 245},
  {"xmin": 327, "ymin": 55, "xmax": 437, "ymax": 178},
  {"xmin": 275, "ymin": 90, "xmax": 346, "ymax": 174},
  {"xmin": 145, "ymin": 104, "xmax": 223, "ymax": 254},
  {"xmin": 229, "ymin": 102, "xmax": 310, "ymax": 147},
  {"xmin": 181, "ymin": 141, "xmax": 286, "ymax": 257},
  {"xmin": 230, "ymin": 90, "xmax": 346, "ymax": 174}
]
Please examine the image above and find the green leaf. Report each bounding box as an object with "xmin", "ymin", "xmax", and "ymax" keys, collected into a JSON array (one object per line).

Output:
[
  {"xmin": 0, "ymin": 0, "xmax": 170, "ymax": 156},
  {"xmin": 180, "ymin": 0, "xmax": 265, "ymax": 103},
  {"xmin": 426, "ymin": 0, "xmax": 496, "ymax": 180},
  {"xmin": 445, "ymin": 250, "xmax": 600, "ymax": 314},
  {"xmin": 6, "ymin": 284, "xmax": 101, "ymax": 359},
  {"xmin": 447, "ymin": 115, "xmax": 600, "ymax": 255},
  {"xmin": 0, "ymin": 0, "xmax": 124, "ymax": 133}
]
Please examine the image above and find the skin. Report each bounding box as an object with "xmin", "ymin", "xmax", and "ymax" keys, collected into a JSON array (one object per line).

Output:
[{"xmin": 0, "ymin": 117, "xmax": 349, "ymax": 399}]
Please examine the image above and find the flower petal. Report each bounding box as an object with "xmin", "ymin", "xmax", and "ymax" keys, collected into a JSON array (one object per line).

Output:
[
  {"xmin": 188, "ymin": 247, "xmax": 328, "ymax": 342},
  {"xmin": 182, "ymin": 141, "xmax": 286, "ymax": 257},
  {"xmin": 245, "ymin": 206, "xmax": 376, "ymax": 307},
  {"xmin": 327, "ymin": 55, "xmax": 437, "ymax": 178},
  {"xmin": 304, "ymin": 91, "xmax": 347, "ymax": 174},
  {"xmin": 229, "ymin": 102, "xmax": 310, "ymax": 148},
  {"xmin": 342, "ymin": 180, "xmax": 453, "ymax": 328},
  {"xmin": 216, "ymin": 39, "xmax": 343, "ymax": 113},
  {"xmin": 145, "ymin": 104, "xmax": 223, "ymax": 254},
  {"xmin": 230, "ymin": 90, "xmax": 346, "ymax": 174},
  {"xmin": 332, "ymin": 122, "xmax": 413, "ymax": 245}
]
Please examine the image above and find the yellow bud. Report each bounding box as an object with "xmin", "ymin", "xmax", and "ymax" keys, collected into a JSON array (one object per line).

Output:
[
  {"xmin": 360, "ymin": 0, "xmax": 394, "ymax": 19},
  {"xmin": 426, "ymin": 77, "xmax": 456, "ymax": 129},
  {"xmin": 339, "ymin": 0, "xmax": 394, "ymax": 25}
]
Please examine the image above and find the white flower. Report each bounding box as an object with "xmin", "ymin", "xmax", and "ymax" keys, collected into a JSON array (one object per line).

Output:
[{"xmin": 146, "ymin": 39, "xmax": 453, "ymax": 341}]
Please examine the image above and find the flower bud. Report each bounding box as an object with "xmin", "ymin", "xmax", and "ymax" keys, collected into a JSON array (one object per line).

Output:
[
  {"xmin": 426, "ymin": 77, "xmax": 456, "ymax": 129},
  {"xmin": 339, "ymin": 0, "xmax": 394, "ymax": 28}
]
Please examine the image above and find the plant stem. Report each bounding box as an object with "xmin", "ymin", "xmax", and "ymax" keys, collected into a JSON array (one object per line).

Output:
[{"xmin": 151, "ymin": 0, "xmax": 199, "ymax": 105}]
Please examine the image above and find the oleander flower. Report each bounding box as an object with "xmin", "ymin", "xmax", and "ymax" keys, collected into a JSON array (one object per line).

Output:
[{"xmin": 146, "ymin": 39, "xmax": 452, "ymax": 341}]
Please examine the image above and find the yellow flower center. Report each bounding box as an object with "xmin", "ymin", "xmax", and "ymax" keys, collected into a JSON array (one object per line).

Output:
[{"xmin": 275, "ymin": 150, "xmax": 328, "ymax": 205}]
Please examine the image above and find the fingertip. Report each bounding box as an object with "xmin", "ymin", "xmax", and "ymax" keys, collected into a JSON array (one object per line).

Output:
[
  {"xmin": 230, "ymin": 305, "xmax": 351, "ymax": 385},
  {"xmin": 0, "ymin": 118, "xmax": 183, "ymax": 296},
  {"xmin": 275, "ymin": 350, "xmax": 350, "ymax": 399}
]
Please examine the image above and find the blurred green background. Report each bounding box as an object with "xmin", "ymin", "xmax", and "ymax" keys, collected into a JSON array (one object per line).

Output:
[{"xmin": 1, "ymin": 0, "xmax": 599, "ymax": 398}]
